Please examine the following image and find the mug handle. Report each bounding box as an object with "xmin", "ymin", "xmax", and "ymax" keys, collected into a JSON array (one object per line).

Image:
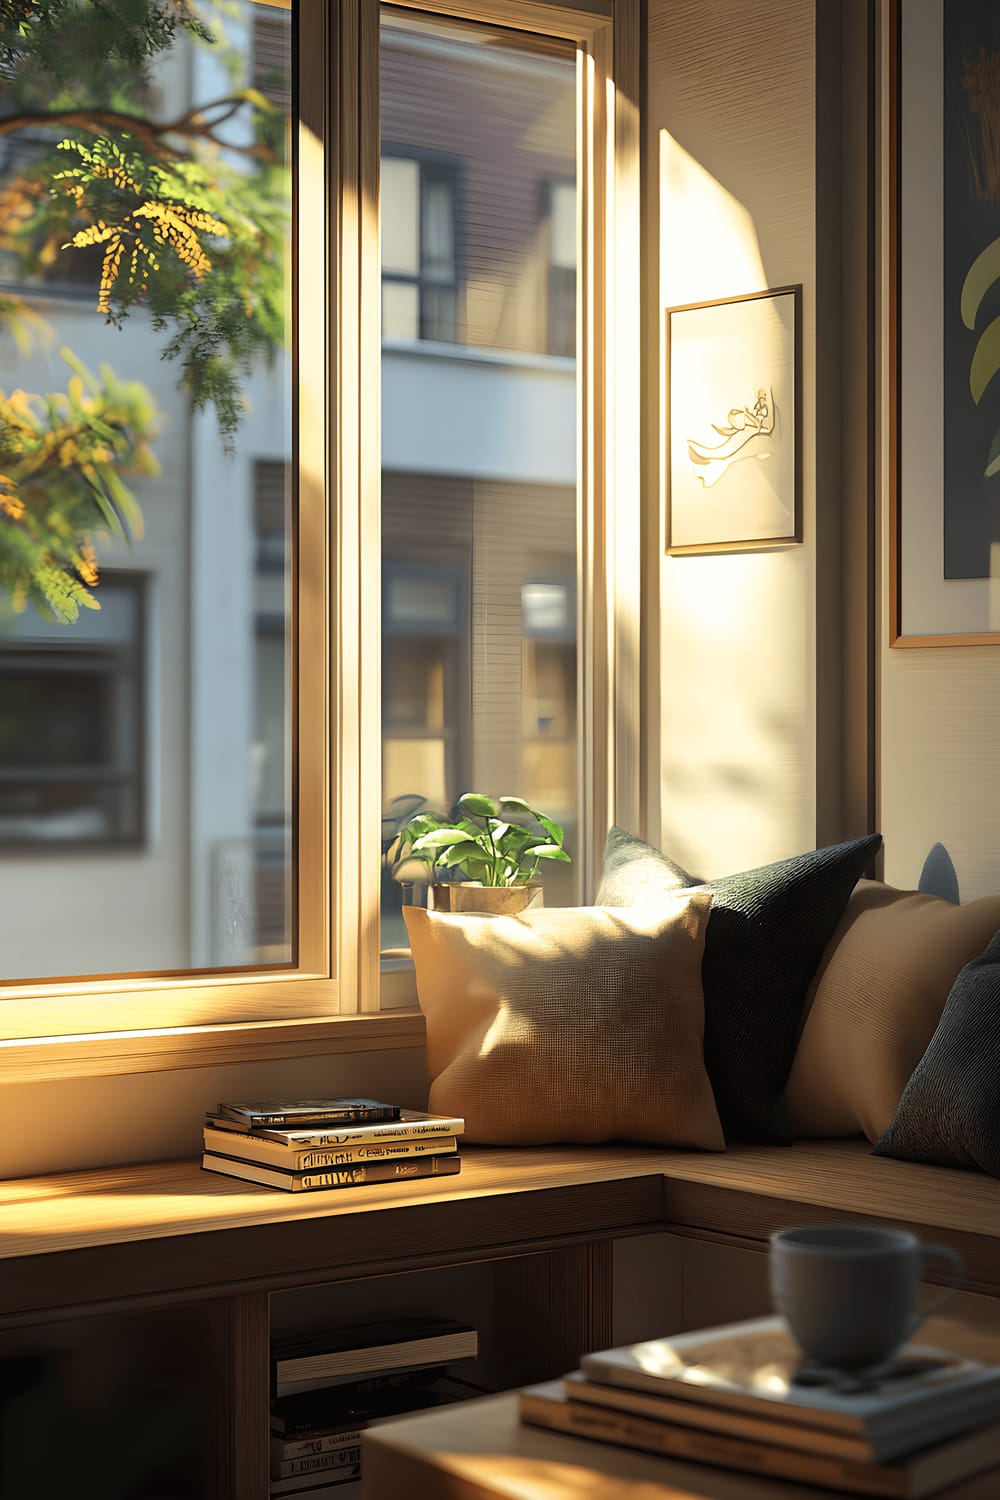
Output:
[{"xmin": 909, "ymin": 1244, "xmax": 965, "ymax": 1338}]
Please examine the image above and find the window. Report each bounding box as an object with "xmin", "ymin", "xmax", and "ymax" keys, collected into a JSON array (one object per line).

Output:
[
  {"xmin": 0, "ymin": 0, "xmax": 638, "ymax": 1077},
  {"xmin": 381, "ymin": 151, "xmax": 461, "ymax": 342},
  {"xmin": 0, "ymin": 574, "xmax": 144, "ymax": 850}
]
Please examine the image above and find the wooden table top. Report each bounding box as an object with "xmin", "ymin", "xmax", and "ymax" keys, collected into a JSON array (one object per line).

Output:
[{"xmin": 362, "ymin": 1381, "xmax": 1000, "ymax": 1500}]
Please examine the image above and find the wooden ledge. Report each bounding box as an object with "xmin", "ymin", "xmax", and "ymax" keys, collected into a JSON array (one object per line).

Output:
[{"xmin": 4, "ymin": 1141, "xmax": 1000, "ymax": 1324}]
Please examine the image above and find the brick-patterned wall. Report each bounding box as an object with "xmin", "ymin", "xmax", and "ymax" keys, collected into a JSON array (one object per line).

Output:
[{"xmin": 381, "ymin": 26, "xmax": 575, "ymax": 354}]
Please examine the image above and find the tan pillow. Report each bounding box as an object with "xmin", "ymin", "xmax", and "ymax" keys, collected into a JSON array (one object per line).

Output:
[
  {"xmin": 784, "ymin": 880, "xmax": 1000, "ymax": 1142},
  {"xmin": 404, "ymin": 896, "xmax": 724, "ymax": 1150}
]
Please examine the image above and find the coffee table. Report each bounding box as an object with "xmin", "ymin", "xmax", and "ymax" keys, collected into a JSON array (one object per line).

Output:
[{"xmin": 361, "ymin": 1390, "xmax": 1000, "ymax": 1499}]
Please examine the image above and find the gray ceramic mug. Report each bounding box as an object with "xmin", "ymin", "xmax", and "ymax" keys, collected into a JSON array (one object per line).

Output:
[{"xmin": 770, "ymin": 1225, "xmax": 964, "ymax": 1372}]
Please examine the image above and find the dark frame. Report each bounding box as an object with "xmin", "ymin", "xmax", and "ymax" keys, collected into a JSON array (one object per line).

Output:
[
  {"xmin": 887, "ymin": 0, "xmax": 1000, "ymax": 647},
  {"xmin": 664, "ymin": 284, "xmax": 803, "ymax": 556}
]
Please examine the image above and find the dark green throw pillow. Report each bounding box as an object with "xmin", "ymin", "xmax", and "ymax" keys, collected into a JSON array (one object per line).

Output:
[
  {"xmin": 873, "ymin": 929, "xmax": 1000, "ymax": 1177},
  {"xmin": 597, "ymin": 827, "xmax": 882, "ymax": 1143}
]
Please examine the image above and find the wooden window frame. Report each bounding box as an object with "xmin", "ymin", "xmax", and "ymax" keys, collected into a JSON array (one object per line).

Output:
[{"xmin": 0, "ymin": 0, "xmax": 640, "ymax": 1083}]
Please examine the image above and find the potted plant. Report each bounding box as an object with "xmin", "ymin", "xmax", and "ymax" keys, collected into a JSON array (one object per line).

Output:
[{"xmin": 397, "ymin": 793, "xmax": 571, "ymax": 914}]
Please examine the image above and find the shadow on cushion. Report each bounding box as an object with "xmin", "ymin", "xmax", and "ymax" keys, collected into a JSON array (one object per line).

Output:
[
  {"xmin": 597, "ymin": 828, "xmax": 882, "ymax": 1144},
  {"xmin": 873, "ymin": 927, "xmax": 1000, "ymax": 1177}
]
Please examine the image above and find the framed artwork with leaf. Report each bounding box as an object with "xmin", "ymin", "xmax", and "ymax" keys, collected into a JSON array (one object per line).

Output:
[
  {"xmin": 665, "ymin": 285, "xmax": 802, "ymax": 555},
  {"xmin": 889, "ymin": 0, "xmax": 1000, "ymax": 645}
]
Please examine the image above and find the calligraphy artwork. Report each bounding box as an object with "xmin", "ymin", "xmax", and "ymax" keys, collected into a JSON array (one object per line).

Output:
[
  {"xmin": 686, "ymin": 387, "xmax": 776, "ymax": 488},
  {"xmin": 666, "ymin": 287, "xmax": 801, "ymax": 554}
]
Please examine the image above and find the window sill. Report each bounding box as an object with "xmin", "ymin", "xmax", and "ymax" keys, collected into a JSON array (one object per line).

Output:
[{"xmin": 0, "ymin": 1009, "xmax": 426, "ymax": 1084}]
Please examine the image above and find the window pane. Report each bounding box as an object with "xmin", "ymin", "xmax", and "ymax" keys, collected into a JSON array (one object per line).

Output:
[
  {"xmin": 383, "ymin": 280, "xmax": 420, "ymax": 340},
  {"xmin": 380, "ymin": 12, "xmax": 578, "ymax": 930},
  {"xmin": 381, "ymin": 156, "xmax": 420, "ymax": 275},
  {"xmin": 0, "ymin": 2, "xmax": 294, "ymax": 980}
]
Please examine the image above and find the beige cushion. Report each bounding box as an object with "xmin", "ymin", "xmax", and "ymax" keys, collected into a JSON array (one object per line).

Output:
[
  {"xmin": 784, "ymin": 880, "xmax": 1000, "ymax": 1142},
  {"xmin": 405, "ymin": 896, "xmax": 724, "ymax": 1150}
]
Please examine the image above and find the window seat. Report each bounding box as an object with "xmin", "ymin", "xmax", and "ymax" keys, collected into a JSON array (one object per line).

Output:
[{"xmin": 5, "ymin": 1140, "xmax": 998, "ymax": 1499}]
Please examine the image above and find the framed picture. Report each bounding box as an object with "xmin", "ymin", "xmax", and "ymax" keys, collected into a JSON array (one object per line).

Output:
[
  {"xmin": 889, "ymin": 0, "xmax": 1000, "ymax": 645},
  {"xmin": 665, "ymin": 285, "xmax": 802, "ymax": 555}
]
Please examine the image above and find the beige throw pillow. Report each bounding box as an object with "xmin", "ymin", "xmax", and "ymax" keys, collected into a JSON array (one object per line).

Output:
[
  {"xmin": 405, "ymin": 896, "xmax": 724, "ymax": 1150},
  {"xmin": 784, "ymin": 880, "xmax": 1000, "ymax": 1142}
]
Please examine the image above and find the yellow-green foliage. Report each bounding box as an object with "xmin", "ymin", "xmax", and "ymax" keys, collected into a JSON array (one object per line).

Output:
[{"xmin": 0, "ymin": 345, "xmax": 158, "ymax": 622}]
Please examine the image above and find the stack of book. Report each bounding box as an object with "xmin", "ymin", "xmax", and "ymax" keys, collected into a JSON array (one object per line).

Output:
[
  {"xmin": 270, "ymin": 1318, "xmax": 479, "ymax": 1497},
  {"xmin": 200, "ymin": 1098, "xmax": 464, "ymax": 1192},
  {"xmin": 519, "ymin": 1317, "xmax": 1000, "ymax": 1497}
]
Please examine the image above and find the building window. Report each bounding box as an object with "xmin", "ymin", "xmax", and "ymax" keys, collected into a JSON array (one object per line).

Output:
[
  {"xmin": 0, "ymin": 575, "xmax": 145, "ymax": 848},
  {"xmin": 381, "ymin": 151, "xmax": 461, "ymax": 342},
  {"xmin": 543, "ymin": 179, "xmax": 576, "ymax": 358}
]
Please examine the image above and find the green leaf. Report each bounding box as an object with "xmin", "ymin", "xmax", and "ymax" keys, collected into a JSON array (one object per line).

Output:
[
  {"xmin": 458, "ymin": 792, "xmax": 498, "ymax": 819},
  {"xmin": 59, "ymin": 347, "xmax": 99, "ymax": 397},
  {"xmin": 525, "ymin": 844, "xmax": 572, "ymax": 862},
  {"xmin": 81, "ymin": 471, "xmax": 127, "ymax": 541},
  {"xmin": 410, "ymin": 828, "xmax": 469, "ymax": 853},
  {"xmin": 536, "ymin": 813, "xmax": 564, "ymax": 845},
  {"xmin": 438, "ymin": 839, "xmax": 487, "ymax": 869}
]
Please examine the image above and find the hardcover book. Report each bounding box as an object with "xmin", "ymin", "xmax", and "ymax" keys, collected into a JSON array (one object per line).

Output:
[
  {"xmin": 204, "ymin": 1108, "xmax": 464, "ymax": 1147},
  {"xmin": 270, "ymin": 1373, "xmax": 455, "ymax": 1436},
  {"xmin": 203, "ymin": 1124, "xmax": 458, "ymax": 1171},
  {"xmin": 217, "ymin": 1098, "xmax": 401, "ymax": 1128},
  {"xmin": 561, "ymin": 1370, "xmax": 999, "ymax": 1466},
  {"xmin": 272, "ymin": 1428, "xmax": 365, "ymax": 1465},
  {"xmin": 520, "ymin": 1381, "xmax": 1000, "ymax": 1499},
  {"xmin": 579, "ymin": 1318, "xmax": 1000, "ymax": 1447},
  {"xmin": 201, "ymin": 1151, "xmax": 461, "ymax": 1194},
  {"xmin": 272, "ymin": 1442, "xmax": 361, "ymax": 1481},
  {"xmin": 272, "ymin": 1319, "xmax": 478, "ymax": 1399},
  {"xmin": 269, "ymin": 1456, "xmax": 361, "ymax": 1494}
]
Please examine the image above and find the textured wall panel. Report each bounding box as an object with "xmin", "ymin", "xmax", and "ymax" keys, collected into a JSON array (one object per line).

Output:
[{"xmin": 648, "ymin": 0, "xmax": 818, "ymax": 876}]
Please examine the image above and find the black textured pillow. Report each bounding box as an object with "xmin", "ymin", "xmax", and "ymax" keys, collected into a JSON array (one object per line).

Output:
[
  {"xmin": 873, "ymin": 929, "xmax": 1000, "ymax": 1176},
  {"xmin": 598, "ymin": 828, "xmax": 882, "ymax": 1143}
]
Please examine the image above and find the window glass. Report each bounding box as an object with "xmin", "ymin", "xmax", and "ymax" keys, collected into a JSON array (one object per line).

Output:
[
  {"xmin": 380, "ymin": 11, "xmax": 578, "ymax": 936},
  {"xmin": 0, "ymin": 0, "xmax": 294, "ymax": 981}
]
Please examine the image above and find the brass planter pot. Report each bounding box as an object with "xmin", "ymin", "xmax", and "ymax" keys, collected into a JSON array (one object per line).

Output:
[{"xmin": 428, "ymin": 882, "xmax": 543, "ymax": 915}]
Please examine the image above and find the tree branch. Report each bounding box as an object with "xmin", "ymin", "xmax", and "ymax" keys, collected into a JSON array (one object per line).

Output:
[{"xmin": 0, "ymin": 95, "xmax": 278, "ymax": 162}]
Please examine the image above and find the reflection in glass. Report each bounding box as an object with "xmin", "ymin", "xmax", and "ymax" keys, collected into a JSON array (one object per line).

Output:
[
  {"xmin": 380, "ymin": 12, "xmax": 578, "ymax": 946},
  {"xmin": 0, "ymin": 1, "xmax": 294, "ymax": 980}
]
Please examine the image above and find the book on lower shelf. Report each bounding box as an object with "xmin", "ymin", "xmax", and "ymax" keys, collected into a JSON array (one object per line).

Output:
[
  {"xmin": 519, "ymin": 1317, "xmax": 1000, "ymax": 1497},
  {"xmin": 272, "ymin": 1318, "xmax": 479, "ymax": 1399},
  {"xmin": 269, "ymin": 1365, "xmax": 485, "ymax": 1495}
]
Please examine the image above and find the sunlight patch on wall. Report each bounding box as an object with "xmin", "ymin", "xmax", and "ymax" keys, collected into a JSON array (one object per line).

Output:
[{"xmin": 658, "ymin": 128, "xmax": 767, "ymax": 307}]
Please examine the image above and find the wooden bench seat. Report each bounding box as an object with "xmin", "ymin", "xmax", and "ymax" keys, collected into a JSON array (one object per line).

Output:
[{"xmin": 5, "ymin": 1139, "xmax": 1000, "ymax": 1325}]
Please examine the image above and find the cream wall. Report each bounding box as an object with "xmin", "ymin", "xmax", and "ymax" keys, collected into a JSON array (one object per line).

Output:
[{"xmin": 646, "ymin": 0, "xmax": 823, "ymax": 876}]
